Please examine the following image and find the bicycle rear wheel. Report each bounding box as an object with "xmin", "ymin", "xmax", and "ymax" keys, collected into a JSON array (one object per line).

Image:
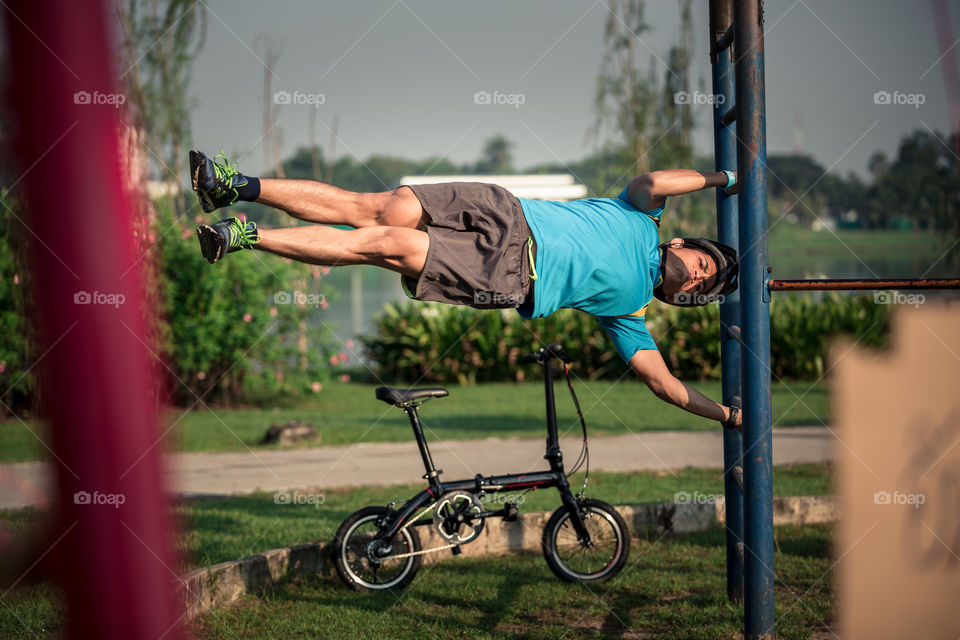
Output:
[
  {"xmin": 333, "ymin": 506, "xmax": 421, "ymax": 592},
  {"xmin": 541, "ymin": 498, "xmax": 630, "ymax": 583}
]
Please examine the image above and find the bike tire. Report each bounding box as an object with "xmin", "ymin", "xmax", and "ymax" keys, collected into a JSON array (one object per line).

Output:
[
  {"xmin": 541, "ymin": 498, "xmax": 630, "ymax": 583},
  {"xmin": 333, "ymin": 506, "xmax": 422, "ymax": 592}
]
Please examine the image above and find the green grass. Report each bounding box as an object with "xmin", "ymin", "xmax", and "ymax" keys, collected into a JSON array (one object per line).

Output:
[
  {"xmin": 190, "ymin": 524, "xmax": 834, "ymax": 640},
  {"xmin": 0, "ymin": 379, "xmax": 829, "ymax": 463},
  {"xmin": 0, "ymin": 464, "xmax": 833, "ymax": 639},
  {"xmin": 170, "ymin": 463, "xmax": 832, "ymax": 571}
]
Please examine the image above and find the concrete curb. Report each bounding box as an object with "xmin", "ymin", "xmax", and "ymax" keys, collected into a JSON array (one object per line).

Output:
[{"xmin": 177, "ymin": 495, "xmax": 838, "ymax": 620}]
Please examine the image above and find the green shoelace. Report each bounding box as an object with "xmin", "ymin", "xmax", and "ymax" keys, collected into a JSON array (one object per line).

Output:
[
  {"xmin": 227, "ymin": 217, "xmax": 261, "ymax": 248},
  {"xmin": 210, "ymin": 152, "xmax": 246, "ymax": 204}
]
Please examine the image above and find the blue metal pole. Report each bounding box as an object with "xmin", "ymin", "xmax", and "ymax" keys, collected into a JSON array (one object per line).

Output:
[
  {"xmin": 709, "ymin": 0, "xmax": 744, "ymax": 605},
  {"xmin": 733, "ymin": 0, "xmax": 774, "ymax": 637}
]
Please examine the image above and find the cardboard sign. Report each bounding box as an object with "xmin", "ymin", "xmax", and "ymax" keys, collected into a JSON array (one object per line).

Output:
[{"xmin": 835, "ymin": 306, "xmax": 960, "ymax": 639}]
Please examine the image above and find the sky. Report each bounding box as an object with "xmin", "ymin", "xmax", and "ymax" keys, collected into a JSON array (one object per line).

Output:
[{"xmin": 184, "ymin": 0, "xmax": 960, "ymax": 183}]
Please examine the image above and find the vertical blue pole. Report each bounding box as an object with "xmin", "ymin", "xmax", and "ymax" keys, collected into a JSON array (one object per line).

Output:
[
  {"xmin": 734, "ymin": 0, "xmax": 774, "ymax": 638},
  {"xmin": 709, "ymin": 0, "xmax": 744, "ymax": 605}
]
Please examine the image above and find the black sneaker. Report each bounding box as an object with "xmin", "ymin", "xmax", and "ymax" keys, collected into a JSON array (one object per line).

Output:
[
  {"xmin": 195, "ymin": 215, "xmax": 260, "ymax": 264},
  {"xmin": 190, "ymin": 150, "xmax": 250, "ymax": 213}
]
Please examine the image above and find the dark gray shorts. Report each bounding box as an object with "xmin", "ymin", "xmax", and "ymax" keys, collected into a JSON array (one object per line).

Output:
[{"xmin": 400, "ymin": 182, "xmax": 536, "ymax": 309}]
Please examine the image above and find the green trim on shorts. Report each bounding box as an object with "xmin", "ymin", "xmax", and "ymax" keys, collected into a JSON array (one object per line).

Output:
[
  {"xmin": 401, "ymin": 275, "xmax": 417, "ymax": 299},
  {"xmin": 527, "ymin": 236, "xmax": 538, "ymax": 281}
]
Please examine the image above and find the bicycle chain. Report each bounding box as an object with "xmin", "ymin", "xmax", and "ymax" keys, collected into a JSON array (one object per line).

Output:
[{"xmin": 387, "ymin": 543, "xmax": 459, "ymax": 560}]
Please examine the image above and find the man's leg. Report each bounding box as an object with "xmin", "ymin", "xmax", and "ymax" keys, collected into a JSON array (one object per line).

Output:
[
  {"xmin": 190, "ymin": 150, "xmax": 427, "ymax": 228},
  {"xmin": 256, "ymin": 181, "xmax": 428, "ymax": 229},
  {"xmin": 255, "ymin": 225, "xmax": 429, "ymax": 278}
]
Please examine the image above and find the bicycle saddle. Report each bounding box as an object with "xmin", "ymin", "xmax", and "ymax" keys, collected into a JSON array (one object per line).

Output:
[{"xmin": 375, "ymin": 386, "xmax": 449, "ymax": 405}]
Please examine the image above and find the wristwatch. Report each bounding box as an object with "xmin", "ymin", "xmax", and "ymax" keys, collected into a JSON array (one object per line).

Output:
[{"xmin": 722, "ymin": 405, "xmax": 741, "ymax": 431}]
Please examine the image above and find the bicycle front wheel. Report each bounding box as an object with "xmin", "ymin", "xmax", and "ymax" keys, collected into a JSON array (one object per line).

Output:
[{"xmin": 541, "ymin": 498, "xmax": 630, "ymax": 583}]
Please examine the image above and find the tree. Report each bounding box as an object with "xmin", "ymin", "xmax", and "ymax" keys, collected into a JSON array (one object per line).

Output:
[
  {"xmin": 591, "ymin": 0, "xmax": 660, "ymax": 176},
  {"xmin": 868, "ymin": 129, "xmax": 959, "ymax": 231},
  {"xmin": 114, "ymin": 0, "xmax": 207, "ymax": 213},
  {"xmin": 474, "ymin": 135, "xmax": 514, "ymax": 174}
]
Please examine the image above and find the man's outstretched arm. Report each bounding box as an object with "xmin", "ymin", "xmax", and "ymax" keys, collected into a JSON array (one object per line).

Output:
[
  {"xmin": 628, "ymin": 348, "xmax": 742, "ymax": 428},
  {"xmin": 626, "ymin": 169, "xmax": 734, "ymax": 212}
]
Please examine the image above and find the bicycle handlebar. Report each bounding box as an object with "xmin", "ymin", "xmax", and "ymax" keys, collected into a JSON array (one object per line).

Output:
[{"xmin": 521, "ymin": 343, "xmax": 574, "ymax": 364}]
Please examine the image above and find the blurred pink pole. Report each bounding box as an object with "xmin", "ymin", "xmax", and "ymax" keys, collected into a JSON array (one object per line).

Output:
[{"xmin": 4, "ymin": 2, "xmax": 183, "ymax": 639}]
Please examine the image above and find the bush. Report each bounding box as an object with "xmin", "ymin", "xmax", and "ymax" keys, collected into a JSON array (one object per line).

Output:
[
  {"xmin": 362, "ymin": 293, "xmax": 891, "ymax": 383},
  {"xmin": 155, "ymin": 203, "xmax": 337, "ymax": 405},
  {"xmin": 0, "ymin": 191, "xmax": 35, "ymax": 416}
]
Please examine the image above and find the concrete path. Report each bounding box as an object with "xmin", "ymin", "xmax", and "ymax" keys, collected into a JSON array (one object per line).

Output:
[{"xmin": 0, "ymin": 427, "xmax": 834, "ymax": 509}]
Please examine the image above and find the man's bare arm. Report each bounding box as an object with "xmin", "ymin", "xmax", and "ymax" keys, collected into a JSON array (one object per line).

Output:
[
  {"xmin": 628, "ymin": 348, "xmax": 741, "ymax": 427},
  {"xmin": 626, "ymin": 169, "xmax": 732, "ymax": 212}
]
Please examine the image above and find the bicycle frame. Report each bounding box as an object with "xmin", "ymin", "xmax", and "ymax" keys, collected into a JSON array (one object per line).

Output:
[{"xmin": 374, "ymin": 350, "xmax": 592, "ymax": 547}]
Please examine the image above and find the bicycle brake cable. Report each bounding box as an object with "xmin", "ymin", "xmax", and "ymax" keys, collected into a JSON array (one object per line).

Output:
[{"xmin": 562, "ymin": 363, "xmax": 590, "ymax": 495}]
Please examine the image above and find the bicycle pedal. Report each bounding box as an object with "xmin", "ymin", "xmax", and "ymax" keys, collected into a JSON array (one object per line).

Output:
[
  {"xmin": 451, "ymin": 545, "xmax": 462, "ymax": 556},
  {"xmin": 503, "ymin": 502, "xmax": 519, "ymax": 522}
]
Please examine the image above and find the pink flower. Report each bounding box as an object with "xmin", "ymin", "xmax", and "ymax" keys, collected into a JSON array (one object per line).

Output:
[
  {"xmin": 180, "ymin": 228, "xmax": 192, "ymax": 239},
  {"xmin": 269, "ymin": 307, "xmax": 278, "ymax": 317},
  {"xmin": 243, "ymin": 313, "xmax": 253, "ymax": 323},
  {"xmin": 311, "ymin": 381, "xmax": 322, "ymax": 392},
  {"xmin": 319, "ymin": 299, "xmax": 329, "ymax": 309},
  {"xmin": 329, "ymin": 355, "xmax": 339, "ymax": 366},
  {"xmin": 345, "ymin": 339, "xmax": 355, "ymax": 349},
  {"xmin": 194, "ymin": 214, "xmax": 204, "ymax": 223},
  {"xmin": 13, "ymin": 274, "xmax": 19, "ymax": 285},
  {"xmin": 321, "ymin": 267, "xmax": 331, "ymax": 275},
  {"xmin": 338, "ymin": 351, "xmax": 348, "ymax": 363},
  {"xmin": 275, "ymin": 371, "xmax": 284, "ymax": 382},
  {"xmin": 0, "ymin": 362, "xmax": 6, "ymax": 374},
  {"xmin": 312, "ymin": 267, "xmax": 321, "ymax": 279},
  {"xmin": 283, "ymin": 258, "xmax": 292, "ymax": 264},
  {"xmin": 339, "ymin": 374, "xmax": 351, "ymax": 383}
]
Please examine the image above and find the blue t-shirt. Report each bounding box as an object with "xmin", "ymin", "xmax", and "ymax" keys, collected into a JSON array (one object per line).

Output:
[{"xmin": 517, "ymin": 188, "xmax": 664, "ymax": 363}]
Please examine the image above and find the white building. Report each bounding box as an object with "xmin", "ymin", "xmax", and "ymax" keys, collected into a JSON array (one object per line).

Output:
[{"xmin": 398, "ymin": 173, "xmax": 587, "ymax": 202}]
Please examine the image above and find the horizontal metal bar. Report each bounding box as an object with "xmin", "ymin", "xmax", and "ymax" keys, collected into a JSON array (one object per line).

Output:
[
  {"xmin": 717, "ymin": 24, "xmax": 734, "ymax": 52},
  {"xmin": 769, "ymin": 278, "xmax": 960, "ymax": 291},
  {"xmin": 720, "ymin": 105, "xmax": 737, "ymax": 126}
]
